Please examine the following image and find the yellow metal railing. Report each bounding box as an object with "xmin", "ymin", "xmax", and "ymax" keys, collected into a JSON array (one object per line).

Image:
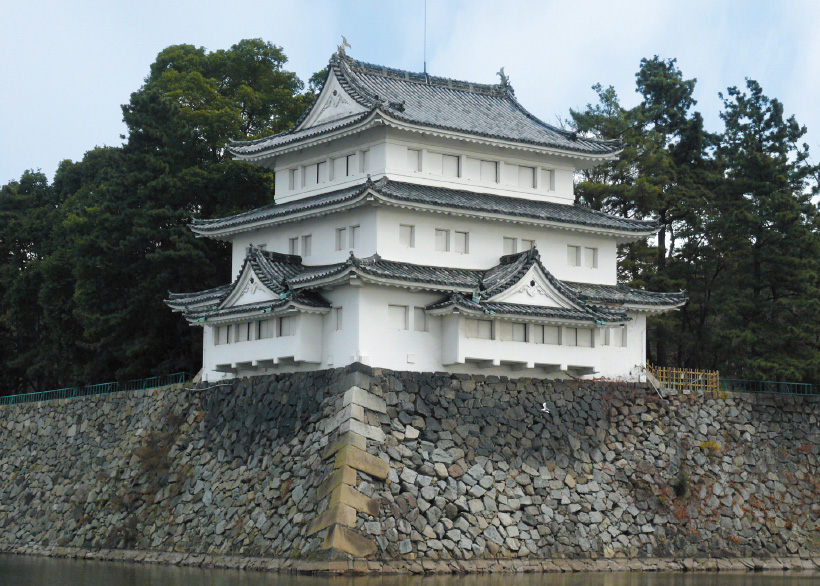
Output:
[{"xmin": 647, "ymin": 364, "xmax": 719, "ymax": 397}]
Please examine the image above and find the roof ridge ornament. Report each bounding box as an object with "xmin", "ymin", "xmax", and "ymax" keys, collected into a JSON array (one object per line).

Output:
[
  {"xmin": 337, "ymin": 35, "xmax": 351, "ymax": 58},
  {"xmin": 497, "ymin": 67, "xmax": 514, "ymax": 95}
]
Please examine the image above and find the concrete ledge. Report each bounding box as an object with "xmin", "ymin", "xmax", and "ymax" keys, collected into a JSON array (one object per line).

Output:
[
  {"xmin": 321, "ymin": 525, "xmax": 378, "ymax": 558},
  {"xmin": 334, "ymin": 444, "xmax": 389, "ymax": 480},
  {"xmin": 306, "ymin": 504, "xmax": 357, "ymax": 536},
  {"xmin": 329, "ymin": 484, "xmax": 380, "ymax": 517}
]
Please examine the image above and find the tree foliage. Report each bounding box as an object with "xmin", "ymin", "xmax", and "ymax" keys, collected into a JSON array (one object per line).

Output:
[
  {"xmin": 0, "ymin": 40, "xmax": 313, "ymax": 395},
  {"xmin": 570, "ymin": 59, "xmax": 820, "ymax": 382}
]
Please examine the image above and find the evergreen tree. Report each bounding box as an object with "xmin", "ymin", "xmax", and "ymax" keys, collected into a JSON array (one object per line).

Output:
[{"xmin": 713, "ymin": 79, "xmax": 820, "ymax": 382}]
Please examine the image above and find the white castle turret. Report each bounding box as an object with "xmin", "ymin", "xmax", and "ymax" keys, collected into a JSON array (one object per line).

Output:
[{"xmin": 167, "ymin": 53, "xmax": 685, "ymax": 382}]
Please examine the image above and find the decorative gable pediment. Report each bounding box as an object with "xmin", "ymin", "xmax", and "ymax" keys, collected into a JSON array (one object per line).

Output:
[
  {"xmin": 488, "ymin": 265, "xmax": 574, "ymax": 309},
  {"xmin": 220, "ymin": 264, "xmax": 278, "ymax": 309},
  {"xmin": 297, "ymin": 72, "xmax": 368, "ymax": 130}
]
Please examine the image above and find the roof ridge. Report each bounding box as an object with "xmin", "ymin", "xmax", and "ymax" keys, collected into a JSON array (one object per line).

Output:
[{"xmin": 338, "ymin": 54, "xmax": 509, "ymax": 98}]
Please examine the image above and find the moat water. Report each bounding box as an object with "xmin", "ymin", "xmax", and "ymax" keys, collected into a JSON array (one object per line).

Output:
[{"xmin": 1, "ymin": 555, "xmax": 818, "ymax": 586}]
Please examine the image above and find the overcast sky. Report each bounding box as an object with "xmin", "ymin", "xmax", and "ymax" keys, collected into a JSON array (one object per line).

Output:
[{"xmin": 2, "ymin": 0, "xmax": 819, "ymax": 184}]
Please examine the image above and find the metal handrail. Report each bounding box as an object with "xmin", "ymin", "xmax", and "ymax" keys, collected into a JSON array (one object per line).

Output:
[
  {"xmin": 720, "ymin": 378, "xmax": 818, "ymax": 396},
  {"xmin": 0, "ymin": 372, "xmax": 191, "ymax": 406}
]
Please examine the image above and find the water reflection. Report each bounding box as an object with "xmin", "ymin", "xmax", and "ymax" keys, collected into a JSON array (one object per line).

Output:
[{"xmin": 0, "ymin": 555, "xmax": 818, "ymax": 586}]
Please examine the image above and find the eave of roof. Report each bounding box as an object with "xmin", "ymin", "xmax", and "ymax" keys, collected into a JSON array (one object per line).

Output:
[
  {"xmin": 190, "ymin": 178, "xmax": 657, "ymax": 239},
  {"xmin": 424, "ymin": 293, "xmax": 628, "ymax": 324}
]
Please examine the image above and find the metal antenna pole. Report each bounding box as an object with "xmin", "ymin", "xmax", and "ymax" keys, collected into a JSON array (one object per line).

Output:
[{"xmin": 424, "ymin": 0, "xmax": 427, "ymax": 76}]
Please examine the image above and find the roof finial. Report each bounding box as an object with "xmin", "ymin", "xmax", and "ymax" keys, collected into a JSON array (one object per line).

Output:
[
  {"xmin": 338, "ymin": 35, "xmax": 351, "ymax": 58},
  {"xmin": 497, "ymin": 67, "xmax": 510, "ymax": 88}
]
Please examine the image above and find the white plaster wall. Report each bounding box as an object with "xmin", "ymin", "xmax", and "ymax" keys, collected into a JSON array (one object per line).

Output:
[
  {"xmin": 273, "ymin": 128, "xmax": 387, "ymax": 203},
  {"xmin": 383, "ymin": 128, "xmax": 577, "ymax": 204},
  {"xmin": 201, "ymin": 313, "xmax": 324, "ymax": 381},
  {"xmin": 200, "ymin": 295, "xmax": 647, "ymax": 381},
  {"xmin": 269, "ymin": 127, "xmax": 584, "ymax": 205},
  {"xmin": 375, "ymin": 207, "xmax": 618, "ymax": 285},
  {"xmin": 596, "ymin": 312, "xmax": 647, "ymax": 381},
  {"xmin": 354, "ymin": 285, "xmax": 444, "ymax": 372},
  {"xmin": 229, "ymin": 208, "xmax": 378, "ymax": 276}
]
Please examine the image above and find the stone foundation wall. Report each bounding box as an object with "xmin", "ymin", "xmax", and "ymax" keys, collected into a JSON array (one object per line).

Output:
[{"xmin": 1, "ymin": 365, "xmax": 819, "ymax": 564}]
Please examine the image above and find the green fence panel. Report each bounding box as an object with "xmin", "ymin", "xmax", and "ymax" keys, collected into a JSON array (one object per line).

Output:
[
  {"xmin": 0, "ymin": 372, "xmax": 191, "ymax": 406},
  {"xmin": 720, "ymin": 378, "xmax": 818, "ymax": 396}
]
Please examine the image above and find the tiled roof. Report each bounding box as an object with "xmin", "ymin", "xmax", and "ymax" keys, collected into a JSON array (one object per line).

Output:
[
  {"xmin": 564, "ymin": 282, "xmax": 687, "ymax": 307},
  {"xmin": 166, "ymin": 248, "xmax": 331, "ymax": 321},
  {"xmin": 288, "ymin": 252, "xmax": 484, "ymax": 290},
  {"xmin": 167, "ymin": 248, "xmax": 683, "ymax": 325},
  {"xmin": 229, "ymin": 54, "xmax": 621, "ymax": 157},
  {"xmin": 425, "ymin": 293, "xmax": 627, "ymax": 323},
  {"xmin": 190, "ymin": 178, "xmax": 657, "ymax": 237}
]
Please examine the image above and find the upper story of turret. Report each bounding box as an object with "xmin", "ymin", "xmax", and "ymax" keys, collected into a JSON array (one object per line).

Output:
[{"xmin": 228, "ymin": 53, "xmax": 622, "ymax": 206}]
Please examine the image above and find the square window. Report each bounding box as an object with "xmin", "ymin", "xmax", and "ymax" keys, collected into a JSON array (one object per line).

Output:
[
  {"xmin": 413, "ymin": 307, "xmax": 427, "ymax": 332},
  {"xmin": 584, "ymin": 247, "xmax": 598, "ymax": 269},
  {"xmin": 335, "ymin": 228, "xmax": 347, "ymax": 251},
  {"xmin": 518, "ymin": 165, "xmax": 536, "ymax": 188},
  {"xmin": 503, "ymin": 237, "xmax": 517, "ymax": 255},
  {"xmin": 289, "ymin": 237, "xmax": 299, "ymax": 255},
  {"xmin": 442, "ymin": 154, "xmax": 459, "ymax": 177},
  {"xmin": 407, "ymin": 148, "xmax": 421, "ymax": 172},
  {"xmin": 435, "ymin": 229, "xmax": 450, "ymax": 252},
  {"xmin": 454, "ymin": 231, "xmax": 469, "ymax": 254},
  {"xmin": 567, "ymin": 245, "xmax": 581, "ymax": 266},
  {"xmin": 480, "ymin": 160, "xmax": 498, "ymax": 183},
  {"xmin": 350, "ymin": 225, "xmax": 360, "ymax": 248},
  {"xmin": 301, "ymin": 235, "xmax": 312, "ymax": 257},
  {"xmin": 577, "ymin": 329, "xmax": 593, "ymax": 347},
  {"xmin": 565, "ymin": 327, "xmax": 578, "ymax": 346},
  {"xmin": 522, "ymin": 239, "xmax": 535, "ymax": 251},
  {"xmin": 388, "ymin": 305, "xmax": 409, "ymax": 330},
  {"xmin": 399, "ymin": 224, "xmax": 415, "ymax": 248}
]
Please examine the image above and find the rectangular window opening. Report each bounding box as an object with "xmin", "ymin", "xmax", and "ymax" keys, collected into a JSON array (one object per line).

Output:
[
  {"xmin": 334, "ymin": 307, "xmax": 343, "ymax": 331},
  {"xmin": 278, "ymin": 316, "xmax": 294, "ymax": 337},
  {"xmin": 388, "ymin": 305, "xmax": 409, "ymax": 330},
  {"xmin": 518, "ymin": 165, "xmax": 536, "ymax": 188},
  {"xmin": 301, "ymin": 235, "xmax": 312, "ymax": 257},
  {"xmin": 399, "ymin": 224, "xmax": 415, "ymax": 248},
  {"xmin": 258, "ymin": 319, "xmax": 275, "ymax": 340},
  {"xmin": 584, "ymin": 247, "xmax": 598, "ymax": 269},
  {"xmin": 350, "ymin": 225, "xmax": 360, "ymax": 248},
  {"xmin": 413, "ymin": 307, "xmax": 427, "ymax": 332},
  {"xmin": 503, "ymin": 237, "xmax": 517, "ymax": 256},
  {"xmin": 567, "ymin": 245, "xmax": 581, "ymax": 267},
  {"xmin": 335, "ymin": 228, "xmax": 347, "ymax": 252},
  {"xmin": 407, "ymin": 148, "xmax": 421, "ymax": 172},
  {"xmin": 289, "ymin": 237, "xmax": 299, "ymax": 255},
  {"xmin": 442, "ymin": 154, "xmax": 459, "ymax": 177},
  {"xmin": 435, "ymin": 229, "xmax": 450, "ymax": 252},
  {"xmin": 465, "ymin": 318, "xmax": 492, "ymax": 340},
  {"xmin": 480, "ymin": 160, "xmax": 498, "ymax": 183},
  {"xmin": 454, "ymin": 231, "xmax": 469, "ymax": 254}
]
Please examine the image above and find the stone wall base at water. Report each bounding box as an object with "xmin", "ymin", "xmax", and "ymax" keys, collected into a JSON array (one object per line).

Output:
[
  {"xmin": 1, "ymin": 364, "xmax": 819, "ymax": 565},
  {"xmin": 2, "ymin": 544, "xmax": 820, "ymax": 575}
]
